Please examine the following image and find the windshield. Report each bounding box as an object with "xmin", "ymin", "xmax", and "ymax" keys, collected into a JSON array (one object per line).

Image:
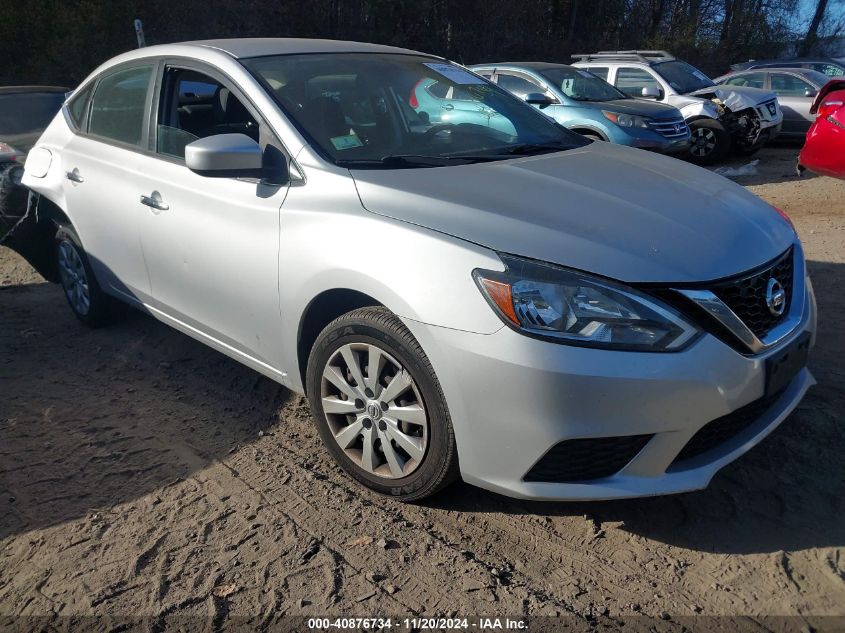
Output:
[
  {"xmin": 243, "ymin": 53, "xmax": 586, "ymax": 168},
  {"xmin": 653, "ymin": 60, "xmax": 715, "ymax": 94},
  {"xmin": 540, "ymin": 67, "xmax": 627, "ymax": 102}
]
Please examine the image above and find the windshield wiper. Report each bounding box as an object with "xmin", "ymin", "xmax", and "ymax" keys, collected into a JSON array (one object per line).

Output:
[
  {"xmin": 338, "ymin": 154, "xmax": 506, "ymax": 169},
  {"xmin": 502, "ymin": 142, "xmax": 575, "ymax": 155}
]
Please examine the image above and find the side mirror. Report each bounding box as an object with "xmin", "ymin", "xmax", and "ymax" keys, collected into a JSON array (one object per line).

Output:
[
  {"xmin": 523, "ymin": 92, "xmax": 554, "ymax": 109},
  {"xmin": 185, "ymin": 133, "xmax": 264, "ymax": 177},
  {"xmin": 641, "ymin": 86, "xmax": 662, "ymax": 99},
  {"xmin": 804, "ymin": 88, "xmax": 818, "ymax": 98}
]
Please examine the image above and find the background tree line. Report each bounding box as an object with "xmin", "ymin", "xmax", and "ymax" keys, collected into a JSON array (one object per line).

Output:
[{"xmin": 0, "ymin": 0, "xmax": 841, "ymax": 87}]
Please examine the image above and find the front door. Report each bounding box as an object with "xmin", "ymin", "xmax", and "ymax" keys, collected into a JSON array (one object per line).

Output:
[
  {"xmin": 136, "ymin": 65, "xmax": 290, "ymax": 372},
  {"xmin": 770, "ymin": 72, "xmax": 816, "ymax": 136}
]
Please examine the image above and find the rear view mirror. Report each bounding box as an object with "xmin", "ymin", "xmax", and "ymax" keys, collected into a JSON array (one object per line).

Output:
[
  {"xmin": 523, "ymin": 92, "xmax": 554, "ymax": 109},
  {"xmin": 804, "ymin": 88, "xmax": 818, "ymax": 98},
  {"xmin": 185, "ymin": 133, "xmax": 264, "ymax": 177},
  {"xmin": 641, "ymin": 86, "xmax": 662, "ymax": 99}
]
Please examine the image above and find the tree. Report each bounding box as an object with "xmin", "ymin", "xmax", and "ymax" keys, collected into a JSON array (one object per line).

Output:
[{"xmin": 799, "ymin": 0, "xmax": 830, "ymax": 55}]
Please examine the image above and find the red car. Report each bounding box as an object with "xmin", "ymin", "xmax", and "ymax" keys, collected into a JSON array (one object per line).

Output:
[{"xmin": 798, "ymin": 79, "xmax": 845, "ymax": 179}]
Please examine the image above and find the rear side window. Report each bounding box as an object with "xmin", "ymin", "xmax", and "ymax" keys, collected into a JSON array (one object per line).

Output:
[
  {"xmin": 588, "ymin": 67, "xmax": 609, "ymax": 80},
  {"xmin": 723, "ymin": 72, "xmax": 765, "ymax": 89},
  {"xmin": 88, "ymin": 65, "xmax": 153, "ymax": 147},
  {"xmin": 812, "ymin": 62, "xmax": 845, "ymax": 77},
  {"xmin": 68, "ymin": 84, "xmax": 93, "ymax": 129},
  {"xmin": 615, "ymin": 67, "xmax": 661, "ymax": 98}
]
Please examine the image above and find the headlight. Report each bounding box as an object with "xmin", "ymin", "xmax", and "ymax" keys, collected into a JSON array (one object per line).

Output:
[
  {"xmin": 602, "ymin": 111, "xmax": 651, "ymax": 129},
  {"xmin": 474, "ymin": 255, "xmax": 699, "ymax": 351}
]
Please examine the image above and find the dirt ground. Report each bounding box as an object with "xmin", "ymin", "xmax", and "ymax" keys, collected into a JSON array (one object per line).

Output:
[{"xmin": 1, "ymin": 146, "xmax": 844, "ymax": 630}]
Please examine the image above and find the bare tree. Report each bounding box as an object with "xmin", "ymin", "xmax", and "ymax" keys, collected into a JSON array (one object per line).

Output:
[{"xmin": 799, "ymin": 0, "xmax": 830, "ymax": 55}]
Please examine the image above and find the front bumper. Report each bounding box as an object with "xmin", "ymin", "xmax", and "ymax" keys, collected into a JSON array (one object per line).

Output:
[
  {"xmin": 610, "ymin": 127, "xmax": 691, "ymax": 154},
  {"xmin": 404, "ymin": 273, "xmax": 817, "ymax": 501}
]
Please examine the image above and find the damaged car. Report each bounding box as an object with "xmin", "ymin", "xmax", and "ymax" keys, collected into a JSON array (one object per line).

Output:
[
  {"xmin": 573, "ymin": 51, "xmax": 783, "ymax": 164},
  {"xmin": 1, "ymin": 85, "xmax": 68, "ymax": 264}
]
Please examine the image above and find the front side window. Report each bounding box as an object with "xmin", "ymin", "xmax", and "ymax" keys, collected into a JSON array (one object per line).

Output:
[
  {"xmin": 244, "ymin": 53, "xmax": 586, "ymax": 168},
  {"xmin": 496, "ymin": 73, "xmax": 543, "ymax": 98},
  {"xmin": 88, "ymin": 65, "xmax": 153, "ymax": 147},
  {"xmin": 723, "ymin": 72, "xmax": 765, "ymax": 89},
  {"xmin": 771, "ymin": 73, "xmax": 813, "ymax": 97},
  {"xmin": 540, "ymin": 67, "xmax": 627, "ymax": 102},
  {"xmin": 156, "ymin": 67, "xmax": 259, "ymax": 160},
  {"xmin": 615, "ymin": 67, "xmax": 662, "ymax": 98}
]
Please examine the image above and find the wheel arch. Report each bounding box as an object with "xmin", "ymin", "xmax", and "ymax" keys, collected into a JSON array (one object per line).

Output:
[
  {"xmin": 296, "ymin": 288, "xmax": 385, "ymax": 393},
  {"xmin": 569, "ymin": 126, "xmax": 609, "ymax": 141}
]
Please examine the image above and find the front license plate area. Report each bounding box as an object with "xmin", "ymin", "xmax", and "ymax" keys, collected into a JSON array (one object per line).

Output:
[{"xmin": 765, "ymin": 332, "xmax": 811, "ymax": 397}]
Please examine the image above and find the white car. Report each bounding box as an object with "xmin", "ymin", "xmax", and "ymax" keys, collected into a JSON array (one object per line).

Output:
[
  {"xmin": 22, "ymin": 39, "xmax": 815, "ymax": 501},
  {"xmin": 572, "ymin": 51, "xmax": 783, "ymax": 164}
]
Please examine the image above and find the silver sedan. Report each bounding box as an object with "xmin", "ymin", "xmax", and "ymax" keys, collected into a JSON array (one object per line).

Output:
[
  {"xmin": 714, "ymin": 68, "xmax": 833, "ymax": 137},
  {"xmin": 22, "ymin": 39, "xmax": 816, "ymax": 501}
]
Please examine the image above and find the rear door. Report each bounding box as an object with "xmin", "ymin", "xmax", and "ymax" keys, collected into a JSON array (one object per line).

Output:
[
  {"xmin": 134, "ymin": 62, "xmax": 290, "ymax": 372},
  {"xmin": 60, "ymin": 63, "xmax": 156, "ymax": 303},
  {"xmin": 770, "ymin": 72, "xmax": 815, "ymax": 135}
]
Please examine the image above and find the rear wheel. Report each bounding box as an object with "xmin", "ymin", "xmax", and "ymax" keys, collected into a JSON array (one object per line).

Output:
[
  {"xmin": 306, "ymin": 307, "xmax": 459, "ymax": 501},
  {"xmin": 688, "ymin": 120, "xmax": 731, "ymax": 165},
  {"xmin": 55, "ymin": 225, "xmax": 120, "ymax": 327}
]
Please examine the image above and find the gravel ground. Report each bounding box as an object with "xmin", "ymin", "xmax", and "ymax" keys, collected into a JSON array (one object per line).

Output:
[{"xmin": 1, "ymin": 146, "xmax": 844, "ymax": 630}]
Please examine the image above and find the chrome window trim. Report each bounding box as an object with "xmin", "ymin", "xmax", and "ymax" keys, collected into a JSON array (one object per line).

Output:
[{"xmin": 675, "ymin": 243, "xmax": 806, "ymax": 354}]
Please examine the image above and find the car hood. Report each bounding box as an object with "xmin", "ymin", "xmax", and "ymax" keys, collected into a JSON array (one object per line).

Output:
[
  {"xmin": 582, "ymin": 98, "xmax": 681, "ymax": 119},
  {"xmin": 688, "ymin": 85, "xmax": 776, "ymax": 110},
  {"xmin": 350, "ymin": 142, "xmax": 795, "ymax": 283}
]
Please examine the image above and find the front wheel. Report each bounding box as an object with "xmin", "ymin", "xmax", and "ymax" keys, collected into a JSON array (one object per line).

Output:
[
  {"xmin": 306, "ymin": 307, "xmax": 459, "ymax": 501},
  {"xmin": 688, "ymin": 119, "xmax": 731, "ymax": 165}
]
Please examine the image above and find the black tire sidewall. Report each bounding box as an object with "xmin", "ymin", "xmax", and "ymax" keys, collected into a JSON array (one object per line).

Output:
[{"xmin": 306, "ymin": 314, "xmax": 453, "ymax": 499}]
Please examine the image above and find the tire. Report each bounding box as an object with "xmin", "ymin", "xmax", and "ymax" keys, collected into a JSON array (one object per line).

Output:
[
  {"xmin": 688, "ymin": 119, "xmax": 731, "ymax": 165},
  {"xmin": 306, "ymin": 306, "xmax": 459, "ymax": 501},
  {"xmin": 55, "ymin": 225, "xmax": 120, "ymax": 327}
]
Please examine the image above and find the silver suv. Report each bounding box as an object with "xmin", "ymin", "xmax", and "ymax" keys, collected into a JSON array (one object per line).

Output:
[
  {"xmin": 573, "ymin": 51, "xmax": 783, "ymax": 164},
  {"xmin": 22, "ymin": 39, "xmax": 815, "ymax": 502}
]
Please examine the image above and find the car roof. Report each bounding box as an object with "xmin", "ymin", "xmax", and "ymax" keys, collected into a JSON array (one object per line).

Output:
[
  {"xmin": 716, "ymin": 67, "xmax": 829, "ymax": 85},
  {"xmin": 470, "ymin": 62, "xmax": 576, "ymax": 71},
  {"xmin": 733, "ymin": 57, "xmax": 841, "ymax": 69},
  {"xmin": 0, "ymin": 85, "xmax": 69, "ymax": 95},
  {"xmin": 172, "ymin": 38, "xmax": 424, "ymax": 59}
]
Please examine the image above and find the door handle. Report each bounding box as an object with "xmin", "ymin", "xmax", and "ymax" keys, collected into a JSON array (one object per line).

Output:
[
  {"xmin": 441, "ymin": 103, "xmax": 455, "ymax": 111},
  {"xmin": 65, "ymin": 168, "xmax": 84, "ymax": 183},
  {"xmin": 140, "ymin": 191, "xmax": 169, "ymax": 212}
]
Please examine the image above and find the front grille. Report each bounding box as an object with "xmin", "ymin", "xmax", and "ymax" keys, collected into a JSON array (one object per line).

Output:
[
  {"xmin": 648, "ymin": 117, "xmax": 689, "ymax": 139},
  {"xmin": 524, "ymin": 434, "xmax": 653, "ymax": 483},
  {"xmin": 710, "ymin": 248, "xmax": 794, "ymax": 338},
  {"xmin": 670, "ymin": 391, "xmax": 783, "ymax": 467},
  {"xmin": 758, "ymin": 99, "xmax": 779, "ymax": 120}
]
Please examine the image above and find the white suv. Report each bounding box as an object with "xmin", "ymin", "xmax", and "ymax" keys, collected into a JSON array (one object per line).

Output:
[{"xmin": 573, "ymin": 51, "xmax": 783, "ymax": 164}]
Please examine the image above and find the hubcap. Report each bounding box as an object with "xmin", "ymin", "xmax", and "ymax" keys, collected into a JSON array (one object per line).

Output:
[
  {"xmin": 57, "ymin": 241, "xmax": 90, "ymax": 315},
  {"xmin": 321, "ymin": 343, "xmax": 428, "ymax": 479},
  {"xmin": 691, "ymin": 127, "xmax": 717, "ymax": 157}
]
